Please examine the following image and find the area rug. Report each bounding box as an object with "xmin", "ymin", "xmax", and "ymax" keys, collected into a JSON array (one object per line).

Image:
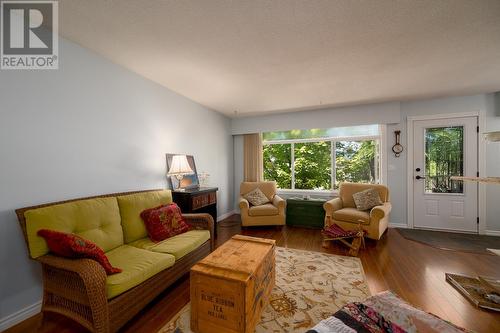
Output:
[
  {"xmin": 158, "ymin": 247, "xmax": 370, "ymax": 333},
  {"xmin": 396, "ymin": 228, "xmax": 500, "ymax": 255}
]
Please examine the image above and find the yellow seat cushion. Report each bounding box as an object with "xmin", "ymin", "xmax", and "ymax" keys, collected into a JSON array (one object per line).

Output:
[
  {"xmin": 130, "ymin": 230, "xmax": 210, "ymax": 260},
  {"xmin": 105, "ymin": 245, "xmax": 175, "ymax": 299},
  {"xmin": 332, "ymin": 207, "xmax": 370, "ymax": 225},
  {"xmin": 116, "ymin": 190, "xmax": 172, "ymax": 243},
  {"xmin": 24, "ymin": 197, "xmax": 123, "ymax": 258},
  {"xmin": 248, "ymin": 203, "xmax": 279, "ymax": 217}
]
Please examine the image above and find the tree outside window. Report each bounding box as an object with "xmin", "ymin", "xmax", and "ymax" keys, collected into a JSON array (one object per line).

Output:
[
  {"xmin": 335, "ymin": 140, "xmax": 378, "ymax": 188},
  {"xmin": 294, "ymin": 141, "xmax": 331, "ymax": 190},
  {"xmin": 263, "ymin": 143, "xmax": 292, "ymax": 189},
  {"xmin": 262, "ymin": 125, "xmax": 380, "ymax": 190},
  {"xmin": 424, "ymin": 126, "xmax": 464, "ymax": 193}
]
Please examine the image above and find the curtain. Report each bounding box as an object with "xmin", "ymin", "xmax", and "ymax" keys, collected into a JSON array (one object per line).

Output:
[{"xmin": 243, "ymin": 133, "xmax": 264, "ymax": 182}]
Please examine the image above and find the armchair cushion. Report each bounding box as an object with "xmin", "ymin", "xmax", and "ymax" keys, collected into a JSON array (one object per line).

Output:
[
  {"xmin": 353, "ymin": 188, "xmax": 383, "ymax": 211},
  {"xmin": 243, "ymin": 188, "xmax": 270, "ymax": 206},
  {"xmin": 339, "ymin": 183, "xmax": 389, "ymax": 208},
  {"xmin": 248, "ymin": 203, "xmax": 279, "ymax": 217},
  {"xmin": 332, "ymin": 208, "xmax": 370, "ymax": 225},
  {"xmin": 240, "ymin": 181, "xmax": 276, "ymax": 201},
  {"xmin": 105, "ymin": 245, "xmax": 175, "ymax": 299},
  {"xmin": 129, "ymin": 230, "xmax": 210, "ymax": 260}
]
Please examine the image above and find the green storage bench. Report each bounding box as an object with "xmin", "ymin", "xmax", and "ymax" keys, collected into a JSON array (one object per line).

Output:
[{"xmin": 286, "ymin": 197, "xmax": 326, "ymax": 229}]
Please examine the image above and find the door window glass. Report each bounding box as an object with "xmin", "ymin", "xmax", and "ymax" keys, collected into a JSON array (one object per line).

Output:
[{"xmin": 424, "ymin": 126, "xmax": 464, "ymax": 193}]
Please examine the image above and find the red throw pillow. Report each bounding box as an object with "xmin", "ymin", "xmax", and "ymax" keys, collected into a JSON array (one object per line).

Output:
[
  {"xmin": 140, "ymin": 203, "xmax": 190, "ymax": 242},
  {"xmin": 37, "ymin": 229, "xmax": 122, "ymax": 275}
]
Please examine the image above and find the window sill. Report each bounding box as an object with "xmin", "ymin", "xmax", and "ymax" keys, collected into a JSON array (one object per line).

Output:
[{"xmin": 276, "ymin": 189, "xmax": 338, "ymax": 199}]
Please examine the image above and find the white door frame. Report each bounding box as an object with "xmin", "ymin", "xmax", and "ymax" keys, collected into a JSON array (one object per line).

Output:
[{"xmin": 406, "ymin": 111, "xmax": 486, "ymax": 234}]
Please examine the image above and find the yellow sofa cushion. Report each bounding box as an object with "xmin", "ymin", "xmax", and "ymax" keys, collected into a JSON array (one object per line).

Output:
[
  {"xmin": 105, "ymin": 245, "xmax": 175, "ymax": 299},
  {"xmin": 248, "ymin": 203, "xmax": 279, "ymax": 217},
  {"xmin": 332, "ymin": 207, "xmax": 370, "ymax": 225},
  {"xmin": 24, "ymin": 197, "xmax": 123, "ymax": 258},
  {"xmin": 130, "ymin": 230, "xmax": 210, "ymax": 260},
  {"xmin": 116, "ymin": 190, "xmax": 172, "ymax": 243}
]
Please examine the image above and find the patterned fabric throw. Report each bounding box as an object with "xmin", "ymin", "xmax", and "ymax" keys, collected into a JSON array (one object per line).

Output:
[
  {"xmin": 307, "ymin": 291, "xmax": 470, "ymax": 333},
  {"xmin": 352, "ymin": 188, "xmax": 383, "ymax": 211},
  {"xmin": 331, "ymin": 302, "xmax": 407, "ymax": 333},
  {"xmin": 323, "ymin": 223, "xmax": 361, "ymax": 238},
  {"xmin": 140, "ymin": 203, "xmax": 190, "ymax": 242},
  {"xmin": 37, "ymin": 229, "xmax": 122, "ymax": 275},
  {"xmin": 243, "ymin": 187, "xmax": 270, "ymax": 206}
]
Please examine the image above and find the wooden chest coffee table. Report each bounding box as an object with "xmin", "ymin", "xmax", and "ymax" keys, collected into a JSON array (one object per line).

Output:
[{"xmin": 190, "ymin": 235, "xmax": 275, "ymax": 333}]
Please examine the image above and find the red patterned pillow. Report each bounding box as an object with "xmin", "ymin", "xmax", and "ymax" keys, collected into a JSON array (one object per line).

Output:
[
  {"xmin": 37, "ymin": 229, "xmax": 122, "ymax": 275},
  {"xmin": 140, "ymin": 203, "xmax": 190, "ymax": 242}
]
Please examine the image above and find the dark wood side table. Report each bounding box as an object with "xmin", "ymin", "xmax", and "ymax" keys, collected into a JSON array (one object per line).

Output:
[{"xmin": 172, "ymin": 187, "xmax": 218, "ymax": 233}]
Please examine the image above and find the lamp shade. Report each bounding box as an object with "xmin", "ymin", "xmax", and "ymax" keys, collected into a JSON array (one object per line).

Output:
[{"xmin": 168, "ymin": 155, "xmax": 194, "ymax": 175}]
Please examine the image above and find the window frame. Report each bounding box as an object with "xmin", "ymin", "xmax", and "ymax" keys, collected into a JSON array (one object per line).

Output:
[{"xmin": 263, "ymin": 132, "xmax": 384, "ymax": 194}]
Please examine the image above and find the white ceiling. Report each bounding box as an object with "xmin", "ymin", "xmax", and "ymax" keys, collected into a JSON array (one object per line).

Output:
[{"xmin": 59, "ymin": 0, "xmax": 500, "ymax": 117}]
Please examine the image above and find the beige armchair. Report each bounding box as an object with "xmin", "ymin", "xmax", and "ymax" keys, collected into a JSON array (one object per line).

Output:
[
  {"xmin": 239, "ymin": 181, "xmax": 286, "ymax": 226},
  {"xmin": 324, "ymin": 182, "xmax": 391, "ymax": 240}
]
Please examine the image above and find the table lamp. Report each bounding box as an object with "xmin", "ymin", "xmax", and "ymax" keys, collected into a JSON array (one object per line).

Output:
[{"xmin": 168, "ymin": 155, "xmax": 194, "ymax": 190}]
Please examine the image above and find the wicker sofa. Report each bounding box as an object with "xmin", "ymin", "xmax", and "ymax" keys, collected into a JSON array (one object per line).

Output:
[{"xmin": 16, "ymin": 189, "xmax": 214, "ymax": 333}]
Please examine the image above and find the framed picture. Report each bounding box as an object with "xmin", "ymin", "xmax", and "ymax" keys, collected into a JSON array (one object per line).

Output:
[{"xmin": 166, "ymin": 154, "xmax": 200, "ymax": 190}]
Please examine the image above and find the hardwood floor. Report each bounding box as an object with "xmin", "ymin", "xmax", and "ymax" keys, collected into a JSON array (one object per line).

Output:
[{"xmin": 7, "ymin": 215, "xmax": 500, "ymax": 333}]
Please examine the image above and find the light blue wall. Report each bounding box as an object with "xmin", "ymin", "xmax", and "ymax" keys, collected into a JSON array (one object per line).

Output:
[
  {"xmin": 232, "ymin": 102, "xmax": 401, "ymax": 135},
  {"xmin": 233, "ymin": 93, "xmax": 500, "ymax": 231},
  {"xmin": 0, "ymin": 38, "xmax": 233, "ymax": 327},
  {"xmin": 388, "ymin": 94, "xmax": 499, "ymax": 231},
  {"xmin": 485, "ymin": 93, "xmax": 500, "ymax": 232}
]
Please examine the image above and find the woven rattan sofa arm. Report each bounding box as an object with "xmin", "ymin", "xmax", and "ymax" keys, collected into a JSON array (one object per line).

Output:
[
  {"xmin": 183, "ymin": 213, "xmax": 215, "ymax": 250},
  {"xmin": 38, "ymin": 254, "xmax": 105, "ymax": 275},
  {"xmin": 37, "ymin": 255, "xmax": 109, "ymax": 333}
]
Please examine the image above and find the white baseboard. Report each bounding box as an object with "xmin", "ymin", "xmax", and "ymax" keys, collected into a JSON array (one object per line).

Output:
[
  {"xmin": 217, "ymin": 210, "xmax": 236, "ymax": 222},
  {"xmin": 0, "ymin": 301, "xmax": 41, "ymax": 331},
  {"xmin": 485, "ymin": 230, "xmax": 500, "ymax": 236},
  {"xmin": 389, "ymin": 223, "xmax": 409, "ymax": 229}
]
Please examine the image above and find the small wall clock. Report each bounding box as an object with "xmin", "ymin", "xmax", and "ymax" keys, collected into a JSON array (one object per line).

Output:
[{"xmin": 392, "ymin": 130, "xmax": 403, "ymax": 157}]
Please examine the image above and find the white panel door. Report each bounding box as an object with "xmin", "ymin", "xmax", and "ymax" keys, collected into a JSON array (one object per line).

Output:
[{"xmin": 412, "ymin": 117, "xmax": 478, "ymax": 232}]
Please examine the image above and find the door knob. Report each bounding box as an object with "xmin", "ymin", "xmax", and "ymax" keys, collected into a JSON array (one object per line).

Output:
[{"xmin": 415, "ymin": 175, "xmax": 425, "ymax": 180}]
